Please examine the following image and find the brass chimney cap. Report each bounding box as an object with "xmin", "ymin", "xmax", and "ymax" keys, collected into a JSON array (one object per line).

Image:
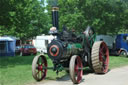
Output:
[{"xmin": 52, "ymin": 7, "xmax": 59, "ymax": 11}]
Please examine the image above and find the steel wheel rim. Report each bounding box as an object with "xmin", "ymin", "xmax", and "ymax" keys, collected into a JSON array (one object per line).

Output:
[
  {"xmin": 36, "ymin": 56, "xmax": 47, "ymax": 80},
  {"xmin": 99, "ymin": 42, "xmax": 109, "ymax": 73},
  {"xmin": 75, "ymin": 56, "xmax": 83, "ymax": 83}
]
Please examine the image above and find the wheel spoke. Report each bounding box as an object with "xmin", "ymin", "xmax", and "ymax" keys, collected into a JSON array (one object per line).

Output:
[
  {"xmin": 75, "ymin": 64, "xmax": 78, "ymax": 72},
  {"xmin": 36, "ymin": 70, "xmax": 39, "ymax": 78},
  {"xmin": 41, "ymin": 70, "xmax": 44, "ymax": 78},
  {"xmin": 37, "ymin": 62, "xmax": 45, "ymax": 79},
  {"xmin": 99, "ymin": 48, "xmax": 106, "ymax": 56},
  {"xmin": 102, "ymin": 61, "xmax": 107, "ymax": 70},
  {"xmin": 102, "ymin": 56, "xmax": 106, "ymax": 61},
  {"xmin": 99, "ymin": 45, "xmax": 107, "ymax": 63},
  {"xmin": 100, "ymin": 45, "xmax": 104, "ymax": 52},
  {"xmin": 99, "ymin": 53, "xmax": 103, "ymax": 61},
  {"xmin": 77, "ymin": 71, "xmax": 81, "ymax": 82},
  {"xmin": 39, "ymin": 71, "xmax": 41, "ymax": 79}
]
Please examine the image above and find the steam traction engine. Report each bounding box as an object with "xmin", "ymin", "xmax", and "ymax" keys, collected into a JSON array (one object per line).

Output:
[{"xmin": 32, "ymin": 6, "xmax": 109, "ymax": 84}]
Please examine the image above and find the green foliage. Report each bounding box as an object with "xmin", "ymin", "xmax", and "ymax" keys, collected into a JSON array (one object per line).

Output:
[
  {"xmin": 0, "ymin": 0, "xmax": 49, "ymax": 40},
  {"xmin": 47, "ymin": 0, "xmax": 128, "ymax": 34},
  {"xmin": 0, "ymin": 0, "xmax": 128, "ymax": 40}
]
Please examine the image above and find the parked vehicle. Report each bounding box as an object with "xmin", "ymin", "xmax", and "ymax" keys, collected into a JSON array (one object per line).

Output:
[
  {"xmin": 115, "ymin": 34, "xmax": 128, "ymax": 57},
  {"xmin": 96, "ymin": 34, "xmax": 128, "ymax": 57},
  {"xmin": 15, "ymin": 46, "xmax": 22, "ymax": 54},
  {"xmin": 96, "ymin": 35, "xmax": 116, "ymax": 49},
  {"xmin": 16, "ymin": 44, "xmax": 37, "ymax": 56}
]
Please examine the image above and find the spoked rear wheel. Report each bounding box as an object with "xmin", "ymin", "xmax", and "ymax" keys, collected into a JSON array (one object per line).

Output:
[
  {"xmin": 69, "ymin": 55, "xmax": 83, "ymax": 84},
  {"xmin": 91, "ymin": 41, "xmax": 109, "ymax": 73},
  {"xmin": 32, "ymin": 54, "xmax": 47, "ymax": 81}
]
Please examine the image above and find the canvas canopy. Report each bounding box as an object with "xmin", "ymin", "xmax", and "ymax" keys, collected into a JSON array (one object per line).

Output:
[{"xmin": 0, "ymin": 37, "xmax": 16, "ymax": 57}]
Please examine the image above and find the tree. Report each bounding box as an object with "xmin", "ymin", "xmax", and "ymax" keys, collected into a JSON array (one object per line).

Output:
[
  {"xmin": 0, "ymin": 0, "xmax": 49, "ymax": 40},
  {"xmin": 46, "ymin": 0, "xmax": 128, "ymax": 34}
]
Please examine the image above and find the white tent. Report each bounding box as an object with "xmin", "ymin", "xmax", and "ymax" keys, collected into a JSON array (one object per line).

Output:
[
  {"xmin": 0, "ymin": 37, "xmax": 16, "ymax": 57},
  {"xmin": 33, "ymin": 34, "xmax": 56, "ymax": 53}
]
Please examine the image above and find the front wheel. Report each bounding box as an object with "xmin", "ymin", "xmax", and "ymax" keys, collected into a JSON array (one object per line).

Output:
[
  {"xmin": 32, "ymin": 54, "xmax": 47, "ymax": 81},
  {"xmin": 69, "ymin": 55, "xmax": 83, "ymax": 84},
  {"xmin": 120, "ymin": 51, "xmax": 127, "ymax": 57}
]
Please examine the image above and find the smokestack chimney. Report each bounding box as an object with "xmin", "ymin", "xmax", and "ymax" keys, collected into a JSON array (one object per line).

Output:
[{"xmin": 52, "ymin": 7, "xmax": 59, "ymax": 30}]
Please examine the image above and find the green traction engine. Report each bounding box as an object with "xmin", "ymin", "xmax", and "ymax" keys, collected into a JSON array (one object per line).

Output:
[{"xmin": 32, "ymin": 5, "xmax": 109, "ymax": 84}]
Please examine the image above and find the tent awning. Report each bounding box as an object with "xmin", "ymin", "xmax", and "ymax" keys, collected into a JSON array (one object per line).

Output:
[{"xmin": 0, "ymin": 37, "xmax": 14, "ymax": 41}]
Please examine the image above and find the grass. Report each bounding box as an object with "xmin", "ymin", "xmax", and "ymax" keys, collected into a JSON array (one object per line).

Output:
[
  {"xmin": 0, "ymin": 55, "xmax": 34, "ymax": 85},
  {"xmin": 0, "ymin": 55, "xmax": 66, "ymax": 85},
  {"xmin": 0, "ymin": 55, "xmax": 128, "ymax": 85},
  {"xmin": 109, "ymin": 56, "xmax": 128, "ymax": 69}
]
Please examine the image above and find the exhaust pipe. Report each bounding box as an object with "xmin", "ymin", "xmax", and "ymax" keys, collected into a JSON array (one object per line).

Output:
[{"xmin": 52, "ymin": 6, "xmax": 59, "ymax": 30}]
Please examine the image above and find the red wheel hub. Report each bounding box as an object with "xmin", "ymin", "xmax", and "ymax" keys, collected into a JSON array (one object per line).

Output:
[
  {"xmin": 36, "ymin": 56, "xmax": 47, "ymax": 80},
  {"xmin": 38, "ymin": 64, "xmax": 43, "ymax": 71}
]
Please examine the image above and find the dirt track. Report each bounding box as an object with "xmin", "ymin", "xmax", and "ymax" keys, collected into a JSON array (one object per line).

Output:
[{"xmin": 29, "ymin": 66, "xmax": 128, "ymax": 85}]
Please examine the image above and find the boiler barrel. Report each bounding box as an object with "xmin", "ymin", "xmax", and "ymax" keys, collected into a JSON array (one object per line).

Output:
[{"xmin": 47, "ymin": 40, "xmax": 83, "ymax": 62}]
